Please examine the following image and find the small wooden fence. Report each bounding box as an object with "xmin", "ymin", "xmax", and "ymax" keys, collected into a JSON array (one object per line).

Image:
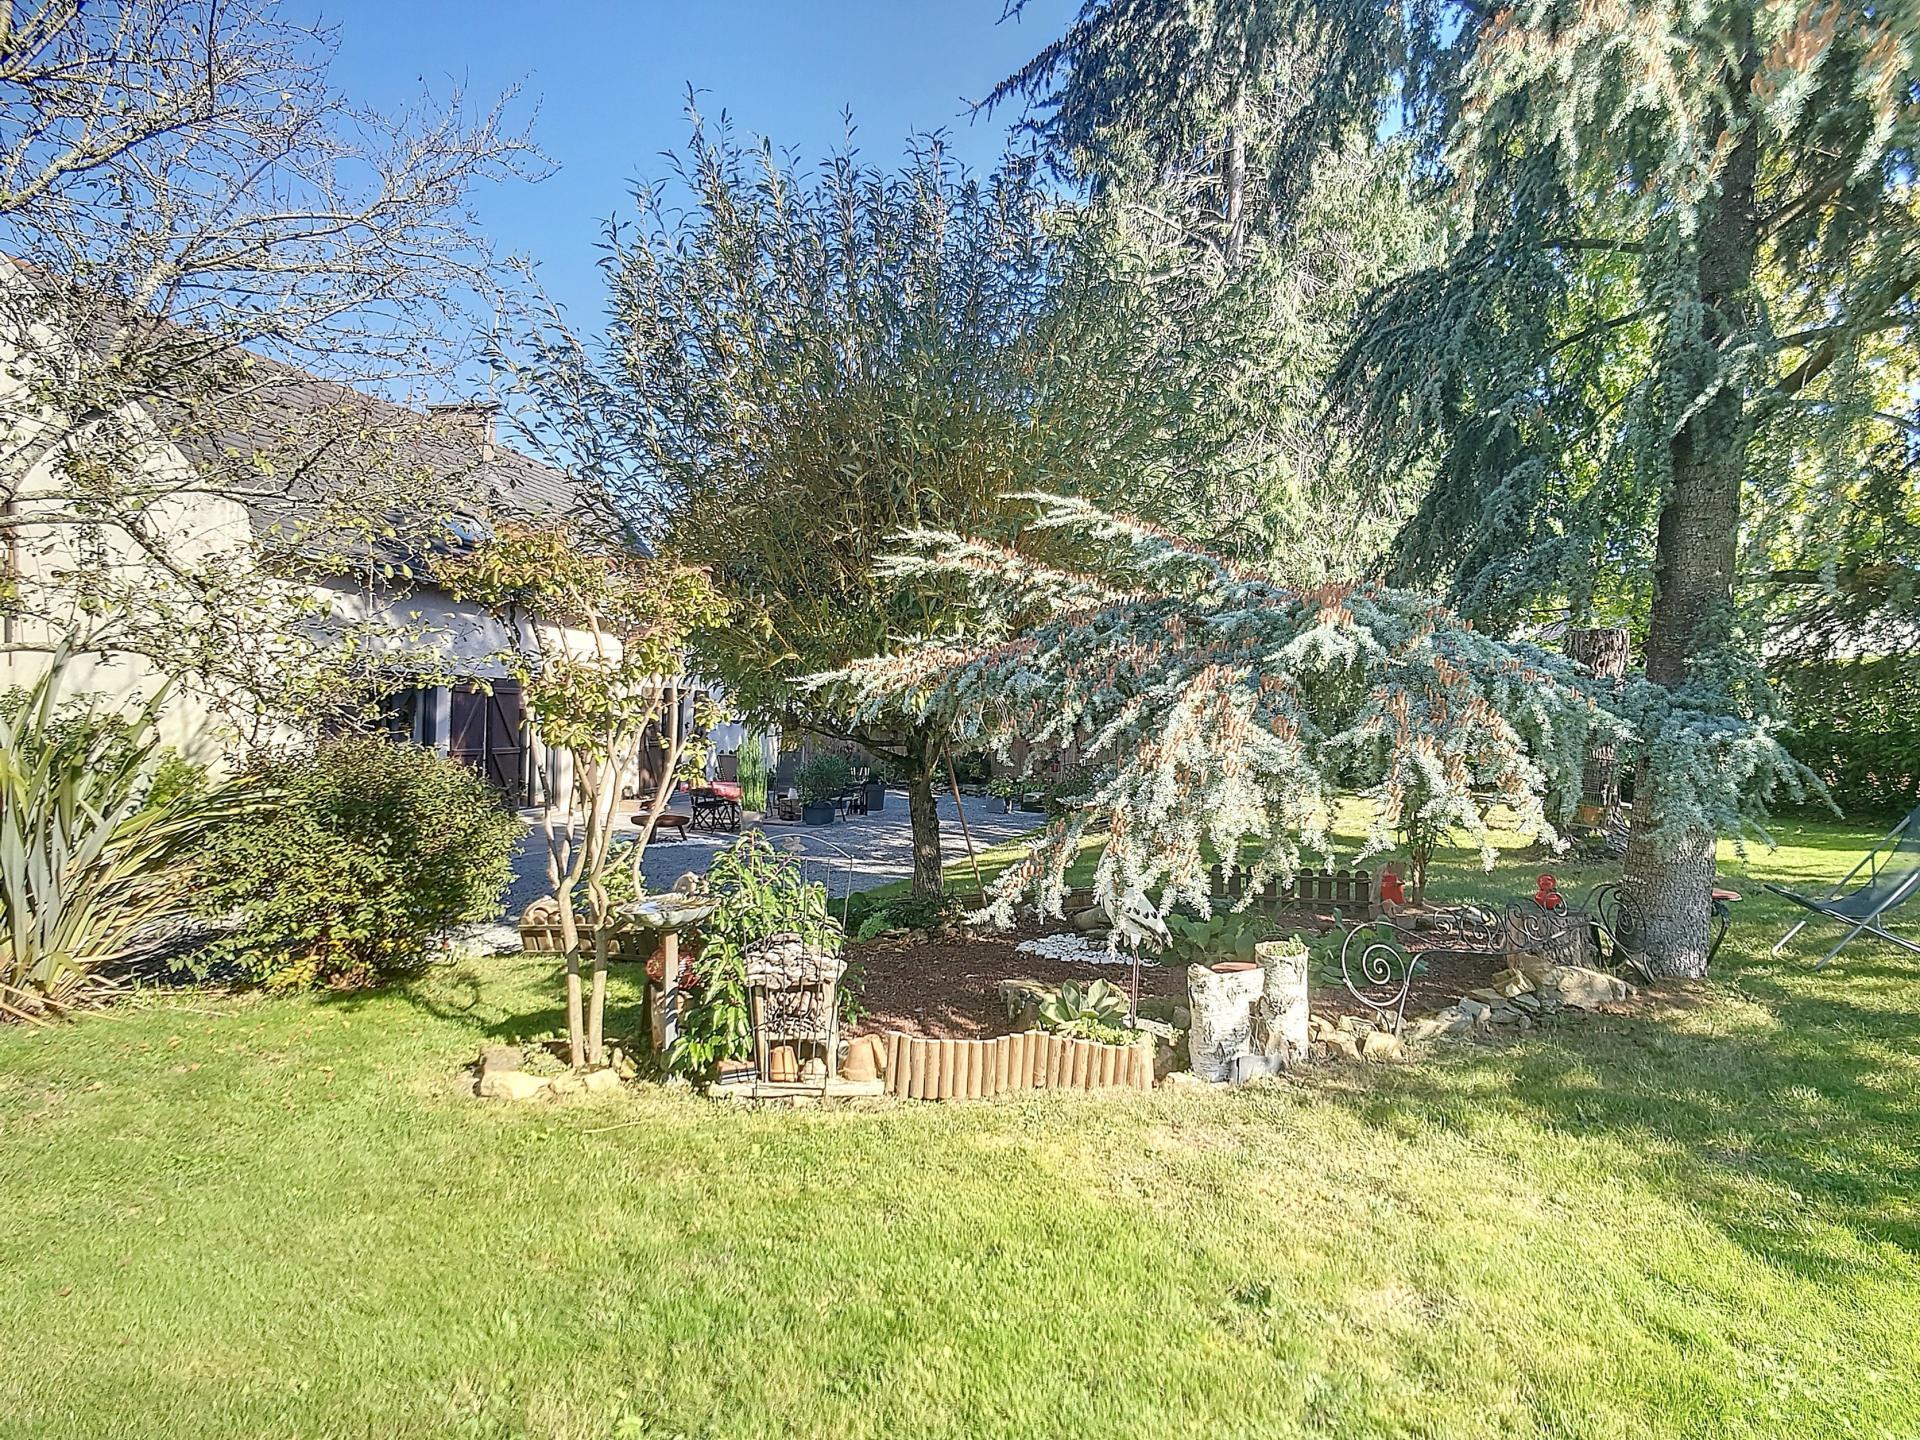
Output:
[
  {"xmin": 1209, "ymin": 865, "xmax": 1377, "ymax": 918},
  {"xmin": 884, "ymin": 1030, "xmax": 1152, "ymax": 1101}
]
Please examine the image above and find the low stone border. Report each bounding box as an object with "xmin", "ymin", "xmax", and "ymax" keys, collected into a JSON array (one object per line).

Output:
[{"xmin": 1311, "ymin": 955, "xmax": 1634, "ymax": 1061}]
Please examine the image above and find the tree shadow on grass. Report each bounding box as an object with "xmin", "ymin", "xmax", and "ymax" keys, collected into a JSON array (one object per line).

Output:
[
  {"xmin": 311, "ymin": 952, "xmax": 651, "ymax": 1054},
  {"xmin": 1324, "ymin": 940, "xmax": 1920, "ymax": 1283}
]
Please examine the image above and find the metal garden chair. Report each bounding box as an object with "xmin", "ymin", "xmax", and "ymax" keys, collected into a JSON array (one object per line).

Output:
[{"xmin": 1764, "ymin": 805, "xmax": 1920, "ymax": 970}]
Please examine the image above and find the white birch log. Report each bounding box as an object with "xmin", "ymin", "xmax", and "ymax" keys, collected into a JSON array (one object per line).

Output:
[
  {"xmin": 1186, "ymin": 963, "xmax": 1265, "ymax": 1082},
  {"xmin": 1254, "ymin": 940, "xmax": 1312, "ymax": 1068}
]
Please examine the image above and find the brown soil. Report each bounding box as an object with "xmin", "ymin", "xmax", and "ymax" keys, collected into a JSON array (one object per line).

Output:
[
  {"xmin": 846, "ymin": 924, "xmax": 1185, "ymax": 1039},
  {"xmin": 1309, "ymin": 946, "xmax": 1511, "ymax": 1024},
  {"xmin": 845, "ymin": 920, "xmax": 1532, "ymax": 1038}
]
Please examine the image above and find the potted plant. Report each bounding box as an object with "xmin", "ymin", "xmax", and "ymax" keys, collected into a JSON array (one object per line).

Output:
[
  {"xmin": 796, "ymin": 753, "xmax": 853, "ymax": 825},
  {"xmin": 861, "ymin": 763, "xmax": 888, "ymax": 814}
]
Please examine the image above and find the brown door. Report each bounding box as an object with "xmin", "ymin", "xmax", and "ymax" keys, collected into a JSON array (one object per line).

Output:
[{"xmin": 448, "ymin": 681, "xmax": 525, "ymax": 800}]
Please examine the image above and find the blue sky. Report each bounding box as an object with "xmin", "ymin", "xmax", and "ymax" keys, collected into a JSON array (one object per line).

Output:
[{"xmin": 310, "ymin": 1, "xmax": 1079, "ymax": 329}]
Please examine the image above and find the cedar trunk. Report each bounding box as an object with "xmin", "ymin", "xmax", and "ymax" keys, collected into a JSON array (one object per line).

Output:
[
  {"xmin": 1620, "ymin": 27, "xmax": 1760, "ymax": 977},
  {"xmin": 905, "ymin": 737, "xmax": 944, "ymax": 901}
]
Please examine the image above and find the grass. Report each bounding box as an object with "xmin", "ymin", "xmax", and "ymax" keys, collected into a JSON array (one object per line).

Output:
[{"xmin": 3, "ymin": 814, "xmax": 1918, "ymax": 1438}]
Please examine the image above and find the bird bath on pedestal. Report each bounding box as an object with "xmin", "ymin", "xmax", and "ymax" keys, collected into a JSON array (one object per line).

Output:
[{"xmin": 620, "ymin": 894, "xmax": 716, "ymax": 1052}]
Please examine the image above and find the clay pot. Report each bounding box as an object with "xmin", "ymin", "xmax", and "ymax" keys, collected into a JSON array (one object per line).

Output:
[
  {"xmin": 839, "ymin": 1036, "xmax": 879, "ymax": 1083},
  {"xmin": 767, "ymin": 1045, "xmax": 799, "ymax": 1083},
  {"xmin": 1210, "ymin": 961, "xmax": 1260, "ymax": 973}
]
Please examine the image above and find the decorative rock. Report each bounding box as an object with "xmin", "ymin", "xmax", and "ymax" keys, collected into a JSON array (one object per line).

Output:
[
  {"xmin": 1404, "ymin": 1016, "xmax": 1451, "ymax": 1042},
  {"xmin": 1361, "ymin": 1030, "xmax": 1403, "ymax": 1062},
  {"xmin": 581, "ymin": 1068, "xmax": 622, "ymax": 1095},
  {"xmin": 1336, "ymin": 1014, "xmax": 1376, "ymax": 1037},
  {"xmin": 1320, "ymin": 1030, "xmax": 1362, "ymax": 1061},
  {"xmin": 1488, "ymin": 968, "xmax": 1535, "ymax": 997},
  {"xmin": 546, "ymin": 1073, "xmax": 584, "ymax": 1097},
  {"xmin": 1457, "ymin": 997, "xmax": 1491, "ymax": 1022},
  {"xmin": 477, "ymin": 1070, "xmax": 547, "ymax": 1102},
  {"xmin": 993, "ymin": 978, "xmax": 1051, "ymax": 1025},
  {"xmin": 1072, "ymin": 906, "xmax": 1110, "ymax": 933},
  {"xmin": 1229, "ymin": 1051, "xmax": 1283, "ymax": 1085},
  {"xmin": 1549, "ymin": 965, "xmax": 1632, "ymax": 1009},
  {"xmin": 800, "ymin": 1057, "xmax": 828, "ymax": 1082},
  {"xmin": 477, "ymin": 1045, "xmax": 522, "ymax": 1077}
]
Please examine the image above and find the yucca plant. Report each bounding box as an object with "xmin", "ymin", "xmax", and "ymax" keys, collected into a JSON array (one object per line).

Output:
[{"xmin": 0, "ymin": 647, "xmax": 253, "ymax": 1018}]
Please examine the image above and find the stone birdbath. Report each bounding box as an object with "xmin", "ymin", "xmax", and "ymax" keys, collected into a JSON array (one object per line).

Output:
[{"xmin": 620, "ymin": 894, "xmax": 717, "ymax": 1052}]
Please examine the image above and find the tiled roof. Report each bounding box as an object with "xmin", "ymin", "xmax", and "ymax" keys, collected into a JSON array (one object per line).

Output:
[{"xmin": 150, "ymin": 351, "xmax": 595, "ymax": 543}]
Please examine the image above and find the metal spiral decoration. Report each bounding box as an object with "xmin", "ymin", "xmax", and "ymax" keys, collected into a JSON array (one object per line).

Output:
[
  {"xmin": 1583, "ymin": 880, "xmax": 1731, "ymax": 971},
  {"xmin": 1339, "ymin": 922, "xmax": 1418, "ymax": 1034}
]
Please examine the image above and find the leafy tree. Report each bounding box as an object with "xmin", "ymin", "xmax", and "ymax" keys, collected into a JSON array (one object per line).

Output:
[
  {"xmin": 0, "ymin": 0, "xmax": 539, "ymax": 732},
  {"xmin": 436, "ymin": 521, "xmax": 725, "ymax": 1067},
  {"xmin": 494, "ymin": 111, "xmax": 1264, "ymax": 897},
  {"xmin": 820, "ymin": 496, "xmax": 1810, "ymax": 933}
]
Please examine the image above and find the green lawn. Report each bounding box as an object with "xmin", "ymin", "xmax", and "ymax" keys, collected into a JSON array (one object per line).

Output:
[{"xmin": 3, "ymin": 815, "xmax": 1917, "ymax": 1438}]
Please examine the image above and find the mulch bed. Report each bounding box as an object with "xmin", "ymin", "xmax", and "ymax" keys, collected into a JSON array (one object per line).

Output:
[
  {"xmin": 1309, "ymin": 946, "xmax": 1511, "ymax": 1024},
  {"xmin": 846, "ymin": 924, "xmax": 1185, "ymax": 1039},
  {"xmin": 846, "ymin": 919, "xmax": 1528, "ymax": 1038}
]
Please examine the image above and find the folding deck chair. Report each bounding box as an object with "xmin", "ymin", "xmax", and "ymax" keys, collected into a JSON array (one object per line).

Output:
[{"xmin": 1764, "ymin": 805, "xmax": 1920, "ymax": 970}]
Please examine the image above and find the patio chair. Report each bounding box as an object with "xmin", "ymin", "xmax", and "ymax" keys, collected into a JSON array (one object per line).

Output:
[{"xmin": 1764, "ymin": 805, "xmax": 1920, "ymax": 969}]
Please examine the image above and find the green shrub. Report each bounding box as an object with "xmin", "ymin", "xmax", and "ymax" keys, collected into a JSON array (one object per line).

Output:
[
  {"xmin": 795, "ymin": 751, "xmax": 854, "ymax": 805},
  {"xmin": 1776, "ymin": 659, "xmax": 1920, "ymax": 815},
  {"xmin": 734, "ymin": 737, "xmax": 771, "ymax": 811},
  {"xmin": 668, "ymin": 830, "xmax": 842, "ymax": 1077},
  {"xmin": 0, "ymin": 654, "xmax": 250, "ymax": 1010},
  {"xmin": 191, "ymin": 739, "xmax": 519, "ymax": 989},
  {"xmin": 1158, "ymin": 910, "xmax": 1270, "ymax": 967}
]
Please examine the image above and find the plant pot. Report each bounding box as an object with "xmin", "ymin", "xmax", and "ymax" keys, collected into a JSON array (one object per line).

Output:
[
  {"xmin": 711, "ymin": 1058, "xmax": 755, "ymax": 1086},
  {"xmin": 1209, "ymin": 960, "xmax": 1260, "ymax": 974},
  {"xmin": 802, "ymin": 801, "xmax": 836, "ymax": 825},
  {"xmin": 862, "ymin": 779, "xmax": 886, "ymax": 812}
]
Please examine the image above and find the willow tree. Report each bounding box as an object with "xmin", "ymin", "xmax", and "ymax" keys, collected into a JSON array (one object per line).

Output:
[
  {"xmin": 493, "ymin": 109, "xmax": 1274, "ymax": 897},
  {"xmin": 818, "ymin": 496, "xmax": 1809, "ymax": 932}
]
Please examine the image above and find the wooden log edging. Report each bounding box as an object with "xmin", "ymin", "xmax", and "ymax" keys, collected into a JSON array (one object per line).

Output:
[{"xmin": 884, "ymin": 1030, "xmax": 1152, "ymax": 1101}]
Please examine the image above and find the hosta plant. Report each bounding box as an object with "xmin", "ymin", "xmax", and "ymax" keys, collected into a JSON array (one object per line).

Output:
[
  {"xmin": 1037, "ymin": 979, "xmax": 1133, "ymax": 1044},
  {"xmin": 1160, "ymin": 911, "xmax": 1269, "ymax": 968}
]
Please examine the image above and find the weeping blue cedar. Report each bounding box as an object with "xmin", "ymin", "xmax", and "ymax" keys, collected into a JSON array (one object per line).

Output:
[{"xmin": 815, "ymin": 496, "xmax": 1813, "ymax": 931}]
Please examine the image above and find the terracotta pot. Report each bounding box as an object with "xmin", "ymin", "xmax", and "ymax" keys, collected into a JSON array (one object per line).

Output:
[
  {"xmin": 1210, "ymin": 960, "xmax": 1260, "ymax": 973},
  {"xmin": 767, "ymin": 1044, "xmax": 799, "ymax": 1083}
]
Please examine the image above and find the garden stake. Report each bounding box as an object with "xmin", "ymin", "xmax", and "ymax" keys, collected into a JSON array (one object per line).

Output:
[{"xmin": 943, "ymin": 747, "xmax": 985, "ymax": 896}]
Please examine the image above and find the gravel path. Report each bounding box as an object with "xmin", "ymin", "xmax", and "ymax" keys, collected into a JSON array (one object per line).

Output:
[{"xmin": 472, "ymin": 791, "xmax": 1046, "ymax": 951}]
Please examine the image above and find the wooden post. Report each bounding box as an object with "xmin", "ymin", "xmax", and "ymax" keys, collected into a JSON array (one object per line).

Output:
[
  {"xmin": 937, "ymin": 1039, "xmax": 955, "ymax": 1100},
  {"xmin": 908, "ymin": 1037, "xmax": 927, "ymax": 1099},
  {"xmin": 993, "ymin": 1037, "xmax": 1010, "ymax": 1097}
]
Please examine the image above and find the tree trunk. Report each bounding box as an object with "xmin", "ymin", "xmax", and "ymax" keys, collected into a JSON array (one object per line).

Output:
[
  {"xmin": 1620, "ymin": 23, "xmax": 1760, "ymax": 978},
  {"xmin": 1222, "ymin": 79, "xmax": 1247, "ymax": 269},
  {"xmin": 1565, "ymin": 626, "xmax": 1631, "ymax": 816},
  {"xmin": 905, "ymin": 737, "xmax": 944, "ymax": 901}
]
